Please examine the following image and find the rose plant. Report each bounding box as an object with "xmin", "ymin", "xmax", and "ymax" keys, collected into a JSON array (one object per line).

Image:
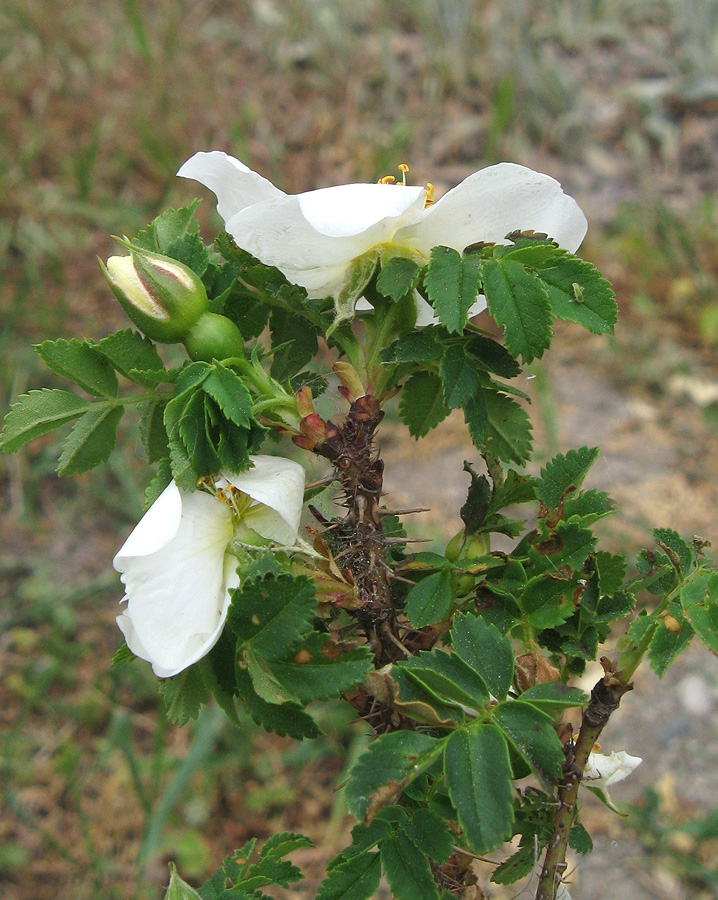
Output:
[{"xmin": 2, "ymin": 154, "xmax": 717, "ymax": 900}]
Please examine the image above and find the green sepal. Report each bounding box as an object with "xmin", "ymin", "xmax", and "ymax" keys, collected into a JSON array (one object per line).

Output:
[{"xmin": 134, "ymin": 200, "xmax": 210, "ymax": 277}]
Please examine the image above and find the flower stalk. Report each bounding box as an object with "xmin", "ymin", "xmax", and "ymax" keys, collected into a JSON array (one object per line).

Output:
[{"xmin": 536, "ymin": 658, "xmax": 634, "ymax": 900}]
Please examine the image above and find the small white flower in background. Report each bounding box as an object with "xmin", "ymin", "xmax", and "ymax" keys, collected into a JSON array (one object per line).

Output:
[
  {"xmin": 114, "ymin": 455, "xmax": 305, "ymax": 678},
  {"xmin": 178, "ymin": 151, "xmax": 588, "ymax": 326},
  {"xmin": 583, "ymin": 748, "xmax": 642, "ymax": 804}
]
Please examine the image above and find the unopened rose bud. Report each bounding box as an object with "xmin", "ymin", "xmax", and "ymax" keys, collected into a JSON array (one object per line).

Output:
[{"xmin": 101, "ymin": 245, "xmax": 208, "ymax": 343}]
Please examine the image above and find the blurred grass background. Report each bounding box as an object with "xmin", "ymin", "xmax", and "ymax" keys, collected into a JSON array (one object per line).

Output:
[{"xmin": 2, "ymin": 1, "xmax": 718, "ymax": 898}]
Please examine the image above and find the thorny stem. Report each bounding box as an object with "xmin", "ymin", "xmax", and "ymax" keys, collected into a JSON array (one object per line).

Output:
[
  {"xmin": 535, "ymin": 658, "xmax": 633, "ymax": 900},
  {"xmin": 310, "ymin": 394, "xmax": 404, "ymax": 665}
]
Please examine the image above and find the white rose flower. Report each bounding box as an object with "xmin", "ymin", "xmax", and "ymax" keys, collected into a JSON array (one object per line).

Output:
[
  {"xmin": 178, "ymin": 151, "xmax": 587, "ymax": 326},
  {"xmin": 114, "ymin": 455, "xmax": 305, "ymax": 678}
]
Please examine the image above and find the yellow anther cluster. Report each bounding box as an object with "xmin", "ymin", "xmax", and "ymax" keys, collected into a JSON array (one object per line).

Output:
[{"xmin": 377, "ymin": 165, "xmax": 435, "ymax": 207}]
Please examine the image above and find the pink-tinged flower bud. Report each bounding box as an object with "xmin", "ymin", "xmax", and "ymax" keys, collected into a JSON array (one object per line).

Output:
[{"xmin": 101, "ymin": 245, "xmax": 208, "ymax": 343}]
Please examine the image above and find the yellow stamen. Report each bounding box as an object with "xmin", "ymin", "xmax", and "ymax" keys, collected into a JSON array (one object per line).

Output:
[
  {"xmin": 424, "ymin": 182, "xmax": 435, "ymax": 206},
  {"xmin": 377, "ymin": 175, "xmax": 396, "ymax": 184},
  {"xmin": 398, "ymin": 163, "xmax": 409, "ymax": 185}
]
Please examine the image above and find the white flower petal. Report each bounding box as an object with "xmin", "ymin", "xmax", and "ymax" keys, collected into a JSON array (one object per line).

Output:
[
  {"xmin": 114, "ymin": 482, "xmax": 182, "ymax": 560},
  {"xmin": 224, "ymin": 455, "xmax": 305, "ymax": 545},
  {"xmin": 224, "ymin": 188, "xmax": 425, "ymax": 298},
  {"xmin": 584, "ymin": 749, "xmax": 642, "ymax": 790},
  {"xmin": 398, "ymin": 162, "xmax": 588, "ymax": 255},
  {"xmin": 296, "ymin": 183, "xmax": 425, "ymax": 238},
  {"xmin": 177, "ymin": 151, "xmax": 286, "ymax": 223},
  {"xmin": 114, "ymin": 487, "xmax": 238, "ymax": 678}
]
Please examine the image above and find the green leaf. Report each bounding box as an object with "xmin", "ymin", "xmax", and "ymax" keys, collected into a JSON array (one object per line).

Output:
[
  {"xmin": 267, "ymin": 633, "xmax": 373, "ymax": 704},
  {"xmin": 440, "ymin": 345, "xmax": 480, "ymax": 409},
  {"xmin": 261, "ymin": 832, "xmax": 313, "ymax": 858},
  {"xmin": 401, "ymin": 809, "xmax": 454, "ymax": 865},
  {"xmin": 490, "ymin": 845, "xmax": 535, "ymax": 885},
  {"xmin": 235, "ymin": 667, "xmax": 320, "ymax": 739},
  {"xmin": 680, "ymin": 569, "xmax": 718, "ymax": 608},
  {"xmin": 397, "ymin": 649, "xmax": 490, "ymax": 710},
  {"xmin": 270, "ymin": 310, "xmax": 319, "ymax": 382},
  {"xmin": 381, "ymin": 330, "xmax": 443, "ymax": 364},
  {"xmin": 145, "ymin": 458, "xmax": 172, "ymax": 508},
  {"xmin": 538, "ymin": 256, "xmax": 617, "ymax": 335},
  {"xmin": 345, "ymin": 732, "xmax": 442, "ymax": 821},
  {"xmin": 228, "ymin": 575, "xmax": 317, "ymax": 661},
  {"xmin": 562, "ymin": 489, "xmax": 614, "ymax": 525},
  {"xmin": 57, "ymin": 404, "xmax": 123, "ymax": 475},
  {"xmin": 460, "ymin": 463, "xmax": 492, "ymax": 534},
  {"xmin": 569, "ymin": 823, "xmax": 593, "ymax": 855},
  {"xmin": 594, "ymin": 589, "xmax": 635, "ymax": 624},
  {"xmin": 481, "ymin": 258, "xmax": 551, "ymax": 363},
  {"xmin": 0, "ymin": 389, "xmax": 89, "ymax": 453},
  {"xmin": 159, "ymin": 665, "xmax": 210, "ymax": 725},
  {"xmin": 424, "ymin": 247, "xmax": 481, "ymax": 334},
  {"xmin": 202, "ymin": 363, "xmax": 253, "ymax": 429},
  {"xmin": 465, "ymin": 335, "xmax": 521, "ymax": 378},
  {"xmin": 450, "ymin": 614, "xmax": 514, "ymax": 700},
  {"xmin": 531, "ymin": 521, "xmax": 597, "ymax": 572},
  {"xmin": 377, "ymin": 256, "xmax": 421, "ymax": 301},
  {"xmin": 462, "ymin": 391, "xmax": 488, "ymax": 448},
  {"xmin": 139, "ymin": 400, "xmax": 169, "ymax": 463},
  {"xmin": 381, "ymin": 832, "xmax": 440, "ymax": 900},
  {"xmin": 97, "ymin": 329, "xmax": 164, "ymax": 380},
  {"xmin": 444, "ymin": 726, "xmax": 514, "ymax": 854},
  {"xmin": 594, "ymin": 551, "xmax": 627, "ymax": 595},
  {"xmin": 404, "ymin": 571, "xmax": 453, "ymax": 627},
  {"xmin": 399, "ymin": 372, "xmax": 450, "ymax": 438},
  {"xmin": 165, "ymin": 863, "xmax": 204, "ymax": 900},
  {"xmin": 648, "ymin": 607, "xmax": 694, "ymax": 677},
  {"xmin": 482, "ymin": 390, "xmax": 532, "ymax": 464},
  {"xmin": 177, "ymin": 390, "xmax": 220, "ymax": 476},
  {"xmin": 535, "ymin": 447, "xmax": 600, "ymax": 511},
  {"xmin": 686, "ymin": 603, "xmax": 718, "ymax": 655},
  {"xmin": 653, "ymin": 528, "xmax": 694, "ymax": 578},
  {"xmin": 316, "ymin": 852, "xmax": 381, "ymax": 900},
  {"xmin": 134, "ymin": 201, "xmax": 209, "ymax": 275},
  {"xmin": 35, "ymin": 338, "xmax": 119, "ymax": 398},
  {"xmin": 111, "ymin": 643, "xmax": 136, "ymax": 667},
  {"xmin": 493, "ymin": 700, "xmax": 565, "ymax": 786},
  {"xmin": 518, "ymin": 682, "xmax": 588, "ymax": 713}
]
